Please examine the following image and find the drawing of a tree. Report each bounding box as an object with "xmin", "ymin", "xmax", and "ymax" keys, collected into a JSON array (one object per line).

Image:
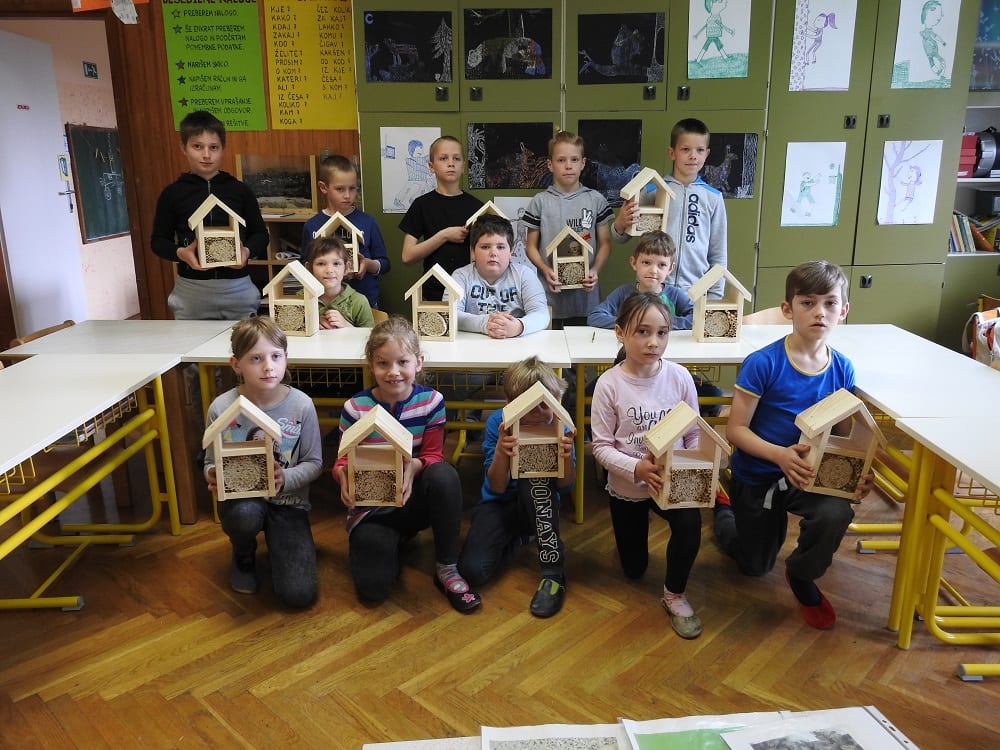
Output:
[{"xmin": 432, "ymin": 19, "xmax": 452, "ymax": 82}]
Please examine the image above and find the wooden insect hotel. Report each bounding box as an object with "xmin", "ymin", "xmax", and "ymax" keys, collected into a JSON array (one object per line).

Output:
[
  {"xmin": 501, "ymin": 381, "xmax": 575, "ymax": 479},
  {"xmin": 794, "ymin": 389, "xmax": 886, "ymax": 499},
  {"xmin": 404, "ymin": 263, "xmax": 463, "ymax": 341},
  {"xmin": 545, "ymin": 225, "xmax": 591, "ymax": 290},
  {"xmin": 643, "ymin": 401, "xmax": 731, "ymax": 510},
  {"xmin": 619, "ymin": 167, "xmax": 676, "ymax": 236},
  {"xmin": 337, "ymin": 405, "xmax": 413, "ymax": 507},
  {"xmin": 202, "ymin": 395, "xmax": 281, "ymax": 502},
  {"xmin": 686, "ymin": 264, "xmax": 753, "ymax": 343},
  {"xmin": 262, "ymin": 260, "xmax": 324, "ymax": 337},
  {"xmin": 312, "ymin": 211, "xmax": 365, "ymax": 274},
  {"xmin": 187, "ymin": 194, "xmax": 245, "ymax": 269},
  {"xmin": 464, "ymin": 199, "xmax": 509, "ymax": 226}
]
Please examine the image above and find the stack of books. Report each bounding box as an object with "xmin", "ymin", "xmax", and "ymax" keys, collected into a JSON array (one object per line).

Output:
[
  {"xmin": 959, "ymin": 133, "xmax": 978, "ymax": 178},
  {"xmin": 950, "ymin": 211, "xmax": 1000, "ymax": 253}
]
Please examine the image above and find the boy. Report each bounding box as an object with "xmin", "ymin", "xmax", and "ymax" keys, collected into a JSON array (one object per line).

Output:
[
  {"xmin": 587, "ymin": 230, "xmax": 694, "ymax": 331},
  {"xmin": 399, "ymin": 135, "xmax": 484, "ymax": 300},
  {"xmin": 524, "ymin": 130, "xmax": 614, "ymax": 327},
  {"xmin": 713, "ymin": 260, "xmax": 873, "ymax": 630},
  {"xmin": 452, "ymin": 214, "xmax": 550, "ymax": 337},
  {"xmin": 458, "ymin": 356, "xmax": 576, "ymax": 617},
  {"xmin": 150, "ymin": 110, "xmax": 267, "ymax": 320},
  {"xmin": 301, "ymin": 155, "xmax": 389, "ymax": 310},
  {"xmin": 303, "ymin": 235, "xmax": 374, "ymax": 329}
]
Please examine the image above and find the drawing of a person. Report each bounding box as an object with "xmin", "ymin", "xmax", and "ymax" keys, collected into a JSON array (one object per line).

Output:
[
  {"xmin": 693, "ymin": 0, "xmax": 734, "ymax": 63},
  {"xmin": 791, "ymin": 171, "xmax": 821, "ymax": 216},
  {"xmin": 804, "ymin": 12, "xmax": 837, "ymax": 65},
  {"xmin": 920, "ymin": 1, "xmax": 947, "ymax": 78},
  {"xmin": 899, "ymin": 164, "xmax": 923, "ymax": 211},
  {"xmin": 393, "ymin": 139, "xmax": 435, "ymax": 210}
]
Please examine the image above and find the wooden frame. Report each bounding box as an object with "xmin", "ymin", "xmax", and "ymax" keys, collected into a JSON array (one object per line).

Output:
[
  {"xmin": 187, "ymin": 195, "xmax": 245, "ymax": 269},
  {"xmin": 795, "ymin": 389, "xmax": 886, "ymax": 499},
  {"xmin": 235, "ymin": 153, "xmax": 318, "ymax": 216},
  {"xmin": 619, "ymin": 166, "xmax": 675, "ymax": 236},
  {"xmin": 545, "ymin": 225, "xmax": 591, "ymax": 290},
  {"xmin": 262, "ymin": 260, "xmax": 325, "ymax": 337},
  {"xmin": 686, "ymin": 264, "xmax": 753, "ymax": 343},
  {"xmin": 643, "ymin": 401, "xmax": 730, "ymax": 510},
  {"xmin": 405, "ymin": 263, "xmax": 463, "ymax": 341},
  {"xmin": 202, "ymin": 395, "xmax": 281, "ymax": 502},
  {"xmin": 501, "ymin": 381, "xmax": 575, "ymax": 479},
  {"xmin": 312, "ymin": 211, "xmax": 365, "ymax": 275},
  {"xmin": 337, "ymin": 405, "xmax": 414, "ymax": 507}
]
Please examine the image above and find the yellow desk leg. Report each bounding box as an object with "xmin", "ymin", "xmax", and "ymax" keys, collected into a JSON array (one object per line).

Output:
[
  {"xmin": 889, "ymin": 442, "xmax": 930, "ymax": 643},
  {"xmin": 573, "ymin": 362, "xmax": 586, "ymax": 524}
]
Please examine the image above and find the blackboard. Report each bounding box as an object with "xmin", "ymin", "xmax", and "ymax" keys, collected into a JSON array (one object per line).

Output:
[{"xmin": 66, "ymin": 124, "xmax": 129, "ymax": 242}]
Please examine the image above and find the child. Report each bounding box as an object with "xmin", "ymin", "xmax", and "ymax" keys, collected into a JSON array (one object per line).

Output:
[
  {"xmin": 303, "ymin": 235, "xmax": 375, "ymax": 329},
  {"xmin": 458, "ymin": 357, "xmax": 575, "ymax": 618},
  {"xmin": 332, "ymin": 317, "xmax": 481, "ymax": 612},
  {"xmin": 713, "ymin": 261, "xmax": 874, "ymax": 630},
  {"xmin": 301, "ymin": 154, "xmax": 390, "ymax": 310},
  {"xmin": 399, "ymin": 135, "xmax": 484, "ymax": 300},
  {"xmin": 524, "ymin": 130, "xmax": 614, "ymax": 327},
  {"xmin": 588, "ymin": 231, "xmax": 694, "ymax": 331},
  {"xmin": 452, "ymin": 214, "xmax": 550, "ymax": 337},
  {"xmin": 590, "ymin": 293, "xmax": 704, "ymax": 639},
  {"xmin": 203, "ymin": 317, "xmax": 323, "ymax": 607},
  {"xmin": 151, "ymin": 110, "xmax": 267, "ymax": 320}
]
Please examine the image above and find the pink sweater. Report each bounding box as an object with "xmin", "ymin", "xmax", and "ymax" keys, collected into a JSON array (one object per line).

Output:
[{"xmin": 590, "ymin": 361, "xmax": 699, "ymax": 500}]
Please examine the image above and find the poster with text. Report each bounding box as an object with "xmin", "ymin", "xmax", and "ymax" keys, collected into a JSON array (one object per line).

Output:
[
  {"xmin": 780, "ymin": 141, "xmax": 846, "ymax": 227},
  {"xmin": 788, "ymin": 0, "xmax": 858, "ymax": 92},
  {"xmin": 379, "ymin": 126, "xmax": 440, "ymax": 214},
  {"xmin": 687, "ymin": 0, "xmax": 751, "ymax": 79},
  {"xmin": 891, "ymin": 0, "xmax": 958, "ymax": 88},
  {"xmin": 877, "ymin": 139, "xmax": 942, "ymax": 225}
]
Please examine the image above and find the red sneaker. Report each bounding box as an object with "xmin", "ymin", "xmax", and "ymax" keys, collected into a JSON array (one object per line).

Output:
[{"xmin": 785, "ymin": 570, "xmax": 836, "ymax": 629}]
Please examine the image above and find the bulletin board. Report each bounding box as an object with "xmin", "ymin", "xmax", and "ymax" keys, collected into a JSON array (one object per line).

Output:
[{"xmin": 66, "ymin": 124, "xmax": 129, "ymax": 242}]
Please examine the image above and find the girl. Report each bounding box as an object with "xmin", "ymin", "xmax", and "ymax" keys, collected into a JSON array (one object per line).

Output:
[
  {"xmin": 303, "ymin": 235, "xmax": 375, "ymax": 329},
  {"xmin": 590, "ymin": 292, "xmax": 704, "ymax": 639},
  {"xmin": 333, "ymin": 317, "xmax": 481, "ymax": 612},
  {"xmin": 204, "ymin": 316, "xmax": 323, "ymax": 607}
]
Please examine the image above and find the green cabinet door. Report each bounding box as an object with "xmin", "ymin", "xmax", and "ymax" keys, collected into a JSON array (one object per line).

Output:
[{"xmin": 936, "ymin": 254, "xmax": 1000, "ymax": 350}]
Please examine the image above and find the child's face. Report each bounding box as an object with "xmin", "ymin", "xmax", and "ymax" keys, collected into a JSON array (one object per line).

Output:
[
  {"xmin": 309, "ymin": 252, "xmax": 346, "ymax": 295},
  {"xmin": 547, "ymin": 142, "xmax": 586, "ymax": 191},
  {"xmin": 369, "ymin": 339, "xmax": 423, "ymax": 404},
  {"xmin": 181, "ymin": 130, "xmax": 224, "ymax": 180},
  {"xmin": 428, "ymin": 141, "xmax": 465, "ymax": 188},
  {"xmin": 616, "ymin": 306, "xmax": 671, "ymax": 367},
  {"xmin": 781, "ymin": 288, "xmax": 849, "ymax": 341},
  {"xmin": 629, "ymin": 252, "xmax": 675, "ymax": 293},
  {"xmin": 231, "ymin": 335, "xmax": 286, "ymax": 399},
  {"xmin": 472, "ymin": 232, "xmax": 512, "ymax": 284},
  {"xmin": 668, "ymin": 132, "xmax": 710, "ymax": 185},
  {"xmin": 319, "ymin": 168, "xmax": 358, "ymax": 215}
]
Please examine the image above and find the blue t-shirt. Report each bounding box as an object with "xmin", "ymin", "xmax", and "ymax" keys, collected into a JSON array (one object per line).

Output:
[
  {"xmin": 730, "ymin": 336, "xmax": 855, "ymax": 485},
  {"xmin": 479, "ymin": 408, "xmax": 575, "ymax": 503}
]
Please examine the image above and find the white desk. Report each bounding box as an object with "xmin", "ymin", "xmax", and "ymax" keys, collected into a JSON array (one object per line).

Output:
[
  {"xmin": 3, "ymin": 319, "xmax": 234, "ymax": 357},
  {"xmin": 0, "ymin": 354, "xmax": 181, "ymax": 610},
  {"xmin": 421, "ymin": 330, "xmax": 571, "ymax": 369},
  {"xmin": 182, "ymin": 325, "xmax": 371, "ymax": 366}
]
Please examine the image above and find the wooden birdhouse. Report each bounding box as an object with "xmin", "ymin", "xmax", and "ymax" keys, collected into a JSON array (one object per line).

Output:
[
  {"xmin": 464, "ymin": 199, "xmax": 509, "ymax": 226},
  {"xmin": 187, "ymin": 194, "xmax": 245, "ymax": 269},
  {"xmin": 405, "ymin": 263, "xmax": 463, "ymax": 341},
  {"xmin": 545, "ymin": 225, "xmax": 591, "ymax": 290},
  {"xmin": 795, "ymin": 389, "xmax": 886, "ymax": 499},
  {"xmin": 686, "ymin": 265, "xmax": 753, "ymax": 342},
  {"xmin": 619, "ymin": 167, "xmax": 676, "ymax": 236},
  {"xmin": 202, "ymin": 395, "xmax": 281, "ymax": 502},
  {"xmin": 337, "ymin": 405, "xmax": 414, "ymax": 507},
  {"xmin": 501, "ymin": 381, "xmax": 575, "ymax": 479},
  {"xmin": 313, "ymin": 211, "xmax": 365, "ymax": 274},
  {"xmin": 262, "ymin": 260, "xmax": 324, "ymax": 337},
  {"xmin": 643, "ymin": 401, "xmax": 731, "ymax": 510}
]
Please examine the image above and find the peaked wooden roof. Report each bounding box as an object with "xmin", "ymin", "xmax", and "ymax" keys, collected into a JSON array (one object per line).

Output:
[
  {"xmin": 686, "ymin": 264, "xmax": 752, "ymax": 302},
  {"xmin": 544, "ymin": 225, "xmax": 592, "ymax": 258},
  {"xmin": 404, "ymin": 263, "xmax": 464, "ymax": 301},
  {"xmin": 202, "ymin": 394, "xmax": 282, "ymax": 448},
  {"xmin": 501, "ymin": 381, "xmax": 575, "ymax": 429},
  {"xmin": 619, "ymin": 166, "xmax": 676, "ymax": 201},
  {"xmin": 337, "ymin": 404, "xmax": 414, "ymax": 457},
  {"xmin": 312, "ymin": 211, "xmax": 365, "ymax": 243},
  {"xmin": 464, "ymin": 200, "xmax": 510, "ymax": 225},
  {"xmin": 794, "ymin": 388, "xmax": 886, "ymax": 445},
  {"xmin": 262, "ymin": 259, "xmax": 324, "ymax": 298},
  {"xmin": 643, "ymin": 401, "xmax": 731, "ymax": 458},
  {"xmin": 187, "ymin": 194, "xmax": 245, "ymax": 229}
]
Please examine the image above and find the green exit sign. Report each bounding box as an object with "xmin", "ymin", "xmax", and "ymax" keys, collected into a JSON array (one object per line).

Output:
[{"xmin": 83, "ymin": 61, "xmax": 98, "ymax": 79}]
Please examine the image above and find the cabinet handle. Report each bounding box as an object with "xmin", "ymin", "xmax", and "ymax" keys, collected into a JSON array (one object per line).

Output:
[
  {"xmin": 877, "ymin": 114, "xmax": 890, "ymax": 128},
  {"xmin": 844, "ymin": 115, "xmax": 857, "ymax": 129},
  {"xmin": 435, "ymin": 86, "xmax": 448, "ymax": 102}
]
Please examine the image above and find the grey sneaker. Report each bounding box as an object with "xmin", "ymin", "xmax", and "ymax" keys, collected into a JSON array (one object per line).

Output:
[
  {"xmin": 661, "ymin": 599, "xmax": 702, "ymax": 639},
  {"xmin": 230, "ymin": 554, "xmax": 258, "ymax": 594}
]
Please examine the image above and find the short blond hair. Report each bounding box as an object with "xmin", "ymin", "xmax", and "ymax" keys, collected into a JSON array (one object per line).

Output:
[
  {"xmin": 503, "ymin": 356, "xmax": 566, "ymax": 402},
  {"xmin": 548, "ymin": 130, "xmax": 585, "ymax": 158}
]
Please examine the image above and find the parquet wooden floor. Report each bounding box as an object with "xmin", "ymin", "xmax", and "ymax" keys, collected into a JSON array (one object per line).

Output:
[{"xmin": 1, "ymin": 446, "xmax": 998, "ymax": 748}]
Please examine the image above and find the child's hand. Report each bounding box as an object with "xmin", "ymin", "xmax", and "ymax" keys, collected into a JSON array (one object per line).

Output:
[
  {"xmin": 634, "ymin": 454, "xmax": 664, "ymax": 495},
  {"xmin": 486, "ymin": 312, "xmax": 522, "ymax": 339},
  {"xmin": 205, "ymin": 466, "xmax": 217, "ymax": 493},
  {"xmin": 778, "ymin": 444, "xmax": 815, "ymax": 489},
  {"xmin": 614, "ymin": 196, "xmax": 638, "ymax": 235},
  {"xmin": 177, "ymin": 239, "xmax": 203, "ymax": 270},
  {"xmin": 351, "ymin": 257, "xmax": 371, "ymax": 281},
  {"xmin": 853, "ymin": 469, "xmax": 875, "ymax": 503},
  {"xmin": 273, "ymin": 463, "xmax": 285, "ymax": 493},
  {"xmin": 333, "ymin": 465, "xmax": 355, "ymax": 509},
  {"xmin": 558, "ymin": 431, "xmax": 575, "ymax": 461},
  {"xmin": 542, "ymin": 265, "xmax": 561, "ymax": 293},
  {"xmin": 581, "ymin": 270, "xmax": 599, "ymax": 291},
  {"xmin": 497, "ymin": 427, "xmax": 518, "ymax": 458},
  {"xmin": 321, "ymin": 309, "xmax": 352, "ymax": 329},
  {"xmin": 228, "ymin": 245, "xmax": 251, "ymax": 270},
  {"xmin": 440, "ymin": 225, "xmax": 469, "ymax": 244}
]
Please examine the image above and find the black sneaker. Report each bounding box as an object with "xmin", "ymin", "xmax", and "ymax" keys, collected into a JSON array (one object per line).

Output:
[
  {"xmin": 530, "ymin": 577, "xmax": 565, "ymax": 618},
  {"xmin": 230, "ymin": 554, "xmax": 258, "ymax": 594}
]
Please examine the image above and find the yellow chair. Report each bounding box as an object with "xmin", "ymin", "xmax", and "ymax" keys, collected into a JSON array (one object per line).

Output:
[
  {"xmin": 371, "ymin": 309, "xmax": 389, "ymax": 325},
  {"xmin": 742, "ymin": 306, "xmax": 786, "ymax": 325}
]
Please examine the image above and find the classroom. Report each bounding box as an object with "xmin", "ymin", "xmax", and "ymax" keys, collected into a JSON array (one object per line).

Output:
[{"xmin": 1, "ymin": 2, "xmax": 999, "ymax": 748}]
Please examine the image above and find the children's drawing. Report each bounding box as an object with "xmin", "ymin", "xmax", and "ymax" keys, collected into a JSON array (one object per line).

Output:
[
  {"xmin": 971, "ymin": 5, "xmax": 1000, "ymax": 91},
  {"xmin": 687, "ymin": 0, "xmax": 752, "ymax": 79},
  {"xmin": 720, "ymin": 707, "xmax": 917, "ymax": 750},
  {"xmin": 464, "ymin": 9, "xmax": 551, "ymax": 80},
  {"xmin": 789, "ymin": 0, "xmax": 858, "ymax": 92},
  {"xmin": 363, "ymin": 11, "xmax": 453, "ymax": 83},
  {"xmin": 877, "ymin": 139, "xmax": 942, "ymax": 225},
  {"xmin": 494, "ymin": 197, "xmax": 533, "ymax": 267},
  {"xmin": 891, "ymin": 0, "xmax": 958, "ymax": 89},
  {"xmin": 780, "ymin": 141, "xmax": 846, "ymax": 227},
  {"xmin": 577, "ymin": 13, "xmax": 665, "ymax": 85},
  {"xmin": 702, "ymin": 132, "xmax": 758, "ymax": 198},
  {"xmin": 379, "ymin": 126, "xmax": 441, "ymax": 214},
  {"xmin": 578, "ymin": 119, "xmax": 642, "ymax": 207},
  {"xmin": 466, "ymin": 121, "xmax": 553, "ymax": 190},
  {"xmin": 481, "ymin": 721, "xmax": 630, "ymax": 749}
]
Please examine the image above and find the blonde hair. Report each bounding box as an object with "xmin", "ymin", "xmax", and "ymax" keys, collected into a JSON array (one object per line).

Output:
[
  {"xmin": 365, "ymin": 316, "xmax": 422, "ymax": 366},
  {"xmin": 502, "ymin": 356, "xmax": 567, "ymax": 402},
  {"xmin": 230, "ymin": 317, "xmax": 290, "ymax": 384},
  {"xmin": 428, "ymin": 135, "xmax": 463, "ymax": 160},
  {"xmin": 548, "ymin": 130, "xmax": 585, "ymax": 158}
]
